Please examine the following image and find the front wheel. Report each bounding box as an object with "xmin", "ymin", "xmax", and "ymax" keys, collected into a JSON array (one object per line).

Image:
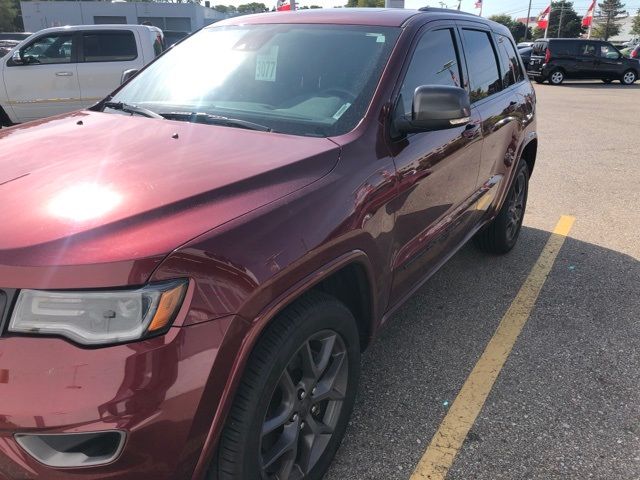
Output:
[
  {"xmin": 216, "ymin": 292, "xmax": 360, "ymax": 480},
  {"xmin": 474, "ymin": 161, "xmax": 529, "ymax": 254},
  {"xmin": 621, "ymin": 70, "xmax": 637, "ymax": 85}
]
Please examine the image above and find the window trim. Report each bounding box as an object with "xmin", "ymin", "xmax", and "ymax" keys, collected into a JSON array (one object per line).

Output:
[
  {"xmin": 6, "ymin": 32, "xmax": 77, "ymax": 67},
  {"xmin": 457, "ymin": 25, "xmax": 503, "ymax": 105},
  {"xmin": 390, "ymin": 22, "xmax": 466, "ymax": 126},
  {"xmin": 78, "ymin": 30, "xmax": 139, "ymax": 64}
]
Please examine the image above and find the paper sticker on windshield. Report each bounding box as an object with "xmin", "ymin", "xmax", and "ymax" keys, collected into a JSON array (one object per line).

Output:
[
  {"xmin": 256, "ymin": 46, "xmax": 279, "ymax": 82},
  {"xmin": 366, "ymin": 33, "xmax": 386, "ymax": 43},
  {"xmin": 333, "ymin": 103, "xmax": 351, "ymax": 120}
]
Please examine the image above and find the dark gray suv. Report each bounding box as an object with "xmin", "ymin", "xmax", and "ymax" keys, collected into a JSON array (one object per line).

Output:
[{"xmin": 528, "ymin": 38, "xmax": 639, "ymax": 85}]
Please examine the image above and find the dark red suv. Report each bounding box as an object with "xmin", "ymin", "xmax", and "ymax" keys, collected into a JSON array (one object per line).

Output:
[{"xmin": 0, "ymin": 8, "xmax": 536, "ymax": 480}]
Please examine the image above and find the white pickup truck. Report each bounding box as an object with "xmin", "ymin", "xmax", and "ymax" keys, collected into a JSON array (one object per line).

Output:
[{"xmin": 0, "ymin": 24, "xmax": 163, "ymax": 125}]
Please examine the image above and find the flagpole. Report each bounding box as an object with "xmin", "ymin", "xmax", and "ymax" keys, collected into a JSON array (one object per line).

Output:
[
  {"xmin": 479, "ymin": 2, "xmax": 483, "ymax": 17},
  {"xmin": 587, "ymin": 21, "xmax": 592, "ymax": 39}
]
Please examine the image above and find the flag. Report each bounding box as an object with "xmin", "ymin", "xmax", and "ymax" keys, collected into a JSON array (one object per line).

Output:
[
  {"xmin": 474, "ymin": 0, "xmax": 482, "ymax": 8},
  {"xmin": 582, "ymin": 0, "xmax": 596, "ymax": 27},
  {"xmin": 537, "ymin": 5, "xmax": 551, "ymax": 29},
  {"xmin": 277, "ymin": 0, "xmax": 292, "ymax": 11}
]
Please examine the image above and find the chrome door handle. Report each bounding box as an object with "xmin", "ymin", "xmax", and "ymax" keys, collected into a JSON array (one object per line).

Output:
[{"xmin": 55, "ymin": 71, "xmax": 73, "ymax": 77}]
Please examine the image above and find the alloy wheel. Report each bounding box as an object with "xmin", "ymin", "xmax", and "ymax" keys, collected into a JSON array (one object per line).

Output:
[
  {"xmin": 622, "ymin": 71, "xmax": 636, "ymax": 84},
  {"xmin": 506, "ymin": 169, "xmax": 527, "ymax": 242},
  {"xmin": 551, "ymin": 71, "xmax": 564, "ymax": 84},
  {"xmin": 259, "ymin": 330, "xmax": 349, "ymax": 480}
]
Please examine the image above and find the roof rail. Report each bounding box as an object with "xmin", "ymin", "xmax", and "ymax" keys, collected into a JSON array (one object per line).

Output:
[{"xmin": 418, "ymin": 6, "xmax": 477, "ymax": 16}]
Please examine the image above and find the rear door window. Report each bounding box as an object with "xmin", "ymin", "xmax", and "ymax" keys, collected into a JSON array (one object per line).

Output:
[
  {"xmin": 498, "ymin": 35, "xmax": 524, "ymax": 86},
  {"xmin": 461, "ymin": 29, "xmax": 501, "ymax": 102},
  {"xmin": 398, "ymin": 28, "xmax": 463, "ymax": 117},
  {"xmin": 82, "ymin": 31, "xmax": 137, "ymax": 62}
]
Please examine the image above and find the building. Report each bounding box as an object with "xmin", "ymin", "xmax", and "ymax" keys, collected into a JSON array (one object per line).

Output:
[
  {"xmin": 20, "ymin": 1, "xmax": 230, "ymax": 33},
  {"xmin": 516, "ymin": 16, "xmax": 536, "ymax": 25}
]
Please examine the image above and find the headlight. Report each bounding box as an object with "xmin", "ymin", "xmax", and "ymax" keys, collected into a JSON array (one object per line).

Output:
[{"xmin": 8, "ymin": 280, "xmax": 187, "ymax": 346}]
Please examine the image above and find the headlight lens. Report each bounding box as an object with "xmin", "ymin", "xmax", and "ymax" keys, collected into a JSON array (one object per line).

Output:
[{"xmin": 8, "ymin": 280, "xmax": 187, "ymax": 346}]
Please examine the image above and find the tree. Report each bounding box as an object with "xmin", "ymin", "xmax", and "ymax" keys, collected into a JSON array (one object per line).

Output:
[
  {"xmin": 0, "ymin": 0, "xmax": 17, "ymax": 31},
  {"xmin": 632, "ymin": 9, "xmax": 640, "ymax": 36},
  {"xmin": 592, "ymin": 0, "xmax": 626, "ymax": 40},
  {"xmin": 488, "ymin": 14, "xmax": 532, "ymax": 42},
  {"xmin": 531, "ymin": 1, "xmax": 584, "ymax": 38},
  {"xmin": 237, "ymin": 2, "xmax": 268, "ymax": 12},
  {"xmin": 345, "ymin": 0, "xmax": 384, "ymax": 7}
]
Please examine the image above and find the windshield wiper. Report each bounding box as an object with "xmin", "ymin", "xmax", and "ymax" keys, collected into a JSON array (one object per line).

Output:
[
  {"xmin": 103, "ymin": 101, "xmax": 164, "ymax": 120},
  {"xmin": 160, "ymin": 112, "xmax": 272, "ymax": 132}
]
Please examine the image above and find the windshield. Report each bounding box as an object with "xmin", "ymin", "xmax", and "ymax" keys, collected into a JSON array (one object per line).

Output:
[{"xmin": 109, "ymin": 24, "xmax": 399, "ymax": 137}]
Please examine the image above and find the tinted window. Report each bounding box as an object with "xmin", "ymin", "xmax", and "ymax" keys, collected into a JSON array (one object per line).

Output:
[
  {"xmin": 553, "ymin": 40, "xmax": 580, "ymax": 55},
  {"xmin": 21, "ymin": 34, "xmax": 73, "ymax": 64},
  {"xmin": 461, "ymin": 29, "xmax": 501, "ymax": 102},
  {"xmin": 532, "ymin": 41, "xmax": 548, "ymax": 55},
  {"xmin": 83, "ymin": 31, "xmax": 137, "ymax": 62},
  {"xmin": 579, "ymin": 42, "xmax": 596, "ymax": 56},
  {"xmin": 497, "ymin": 35, "xmax": 524, "ymax": 86},
  {"xmin": 399, "ymin": 29, "xmax": 462, "ymax": 116}
]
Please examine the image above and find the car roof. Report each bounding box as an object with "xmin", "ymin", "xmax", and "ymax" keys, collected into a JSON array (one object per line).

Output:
[
  {"xmin": 212, "ymin": 7, "xmax": 489, "ymax": 28},
  {"xmin": 27, "ymin": 24, "xmax": 159, "ymax": 36}
]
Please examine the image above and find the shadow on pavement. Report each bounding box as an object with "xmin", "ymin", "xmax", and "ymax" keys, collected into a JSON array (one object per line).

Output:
[{"xmin": 325, "ymin": 225, "xmax": 640, "ymax": 480}]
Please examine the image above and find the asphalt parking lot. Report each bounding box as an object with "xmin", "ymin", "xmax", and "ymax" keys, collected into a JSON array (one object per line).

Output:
[{"xmin": 325, "ymin": 81, "xmax": 640, "ymax": 480}]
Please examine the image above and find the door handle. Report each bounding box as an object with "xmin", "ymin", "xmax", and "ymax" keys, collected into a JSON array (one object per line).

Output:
[{"xmin": 55, "ymin": 71, "xmax": 74, "ymax": 77}]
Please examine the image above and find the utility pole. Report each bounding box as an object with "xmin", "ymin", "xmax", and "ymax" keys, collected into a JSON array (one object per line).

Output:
[
  {"xmin": 557, "ymin": 6, "xmax": 565, "ymax": 38},
  {"xmin": 524, "ymin": 0, "xmax": 533, "ymax": 41}
]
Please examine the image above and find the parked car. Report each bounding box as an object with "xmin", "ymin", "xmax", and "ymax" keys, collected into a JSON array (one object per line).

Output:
[
  {"xmin": 519, "ymin": 46, "xmax": 533, "ymax": 69},
  {"xmin": 631, "ymin": 44, "xmax": 640, "ymax": 60},
  {"xmin": 0, "ymin": 39, "xmax": 19, "ymax": 57},
  {"xmin": 0, "ymin": 24, "xmax": 164, "ymax": 125},
  {"xmin": 517, "ymin": 41, "xmax": 534, "ymax": 48},
  {"xmin": 0, "ymin": 8, "xmax": 537, "ymax": 480},
  {"xmin": 528, "ymin": 38, "xmax": 639, "ymax": 85}
]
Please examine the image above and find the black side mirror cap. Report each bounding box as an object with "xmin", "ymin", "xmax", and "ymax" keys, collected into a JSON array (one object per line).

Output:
[{"xmin": 395, "ymin": 85, "xmax": 471, "ymax": 134}]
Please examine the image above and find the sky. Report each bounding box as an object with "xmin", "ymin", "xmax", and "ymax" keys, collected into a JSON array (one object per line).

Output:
[{"xmin": 234, "ymin": 0, "xmax": 640, "ymax": 19}]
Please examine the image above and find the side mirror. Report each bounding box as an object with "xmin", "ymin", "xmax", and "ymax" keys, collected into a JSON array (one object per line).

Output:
[
  {"xmin": 121, "ymin": 69, "xmax": 139, "ymax": 85},
  {"xmin": 11, "ymin": 50, "xmax": 24, "ymax": 65},
  {"xmin": 395, "ymin": 85, "xmax": 471, "ymax": 134}
]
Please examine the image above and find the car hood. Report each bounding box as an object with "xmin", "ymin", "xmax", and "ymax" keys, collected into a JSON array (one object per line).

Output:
[{"xmin": 0, "ymin": 111, "xmax": 339, "ymax": 286}]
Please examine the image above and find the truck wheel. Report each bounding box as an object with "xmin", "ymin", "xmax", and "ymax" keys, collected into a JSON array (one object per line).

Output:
[
  {"xmin": 216, "ymin": 292, "xmax": 360, "ymax": 480},
  {"xmin": 549, "ymin": 69, "xmax": 565, "ymax": 85},
  {"xmin": 474, "ymin": 161, "xmax": 529, "ymax": 254},
  {"xmin": 621, "ymin": 70, "xmax": 637, "ymax": 85}
]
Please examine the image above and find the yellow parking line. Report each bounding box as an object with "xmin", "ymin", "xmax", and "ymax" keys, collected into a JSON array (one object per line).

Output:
[{"xmin": 410, "ymin": 215, "xmax": 576, "ymax": 480}]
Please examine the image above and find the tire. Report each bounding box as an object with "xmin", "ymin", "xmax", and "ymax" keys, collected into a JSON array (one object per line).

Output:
[
  {"xmin": 216, "ymin": 291, "xmax": 361, "ymax": 480},
  {"xmin": 602, "ymin": 78, "xmax": 613, "ymax": 84},
  {"xmin": 0, "ymin": 105, "xmax": 12, "ymax": 127},
  {"xmin": 474, "ymin": 161, "xmax": 529, "ymax": 254},
  {"xmin": 621, "ymin": 69, "xmax": 637, "ymax": 85},
  {"xmin": 549, "ymin": 69, "xmax": 565, "ymax": 85}
]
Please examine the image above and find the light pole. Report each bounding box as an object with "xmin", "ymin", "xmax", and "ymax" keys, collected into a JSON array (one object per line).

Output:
[{"xmin": 524, "ymin": 0, "xmax": 533, "ymax": 41}]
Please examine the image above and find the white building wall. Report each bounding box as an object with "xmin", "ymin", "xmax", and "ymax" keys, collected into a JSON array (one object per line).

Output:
[{"xmin": 20, "ymin": 1, "xmax": 228, "ymax": 33}]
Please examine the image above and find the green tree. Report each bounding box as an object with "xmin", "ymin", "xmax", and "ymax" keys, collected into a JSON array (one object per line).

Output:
[
  {"xmin": 214, "ymin": 4, "xmax": 229, "ymax": 12},
  {"xmin": 0, "ymin": 0, "xmax": 17, "ymax": 31},
  {"xmin": 628, "ymin": 8, "xmax": 639, "ymax": 36},
  {"xmin": 488, "ymin": 14, "xmax": 532, "ymax": 42},
  {"xmin": 531, "ymin": 1, "xmax": 584, "ymax": 38},
  {"xmin": 237, "ymin": 2, "xmax": 268, "ymax": 12},
  {"xmin": 592, "ymin": 0, "xmax": 626, "ymax": 40},
  {"xmin": 345, "ymin": 0, "xmax": 383, "ymax": 7}
]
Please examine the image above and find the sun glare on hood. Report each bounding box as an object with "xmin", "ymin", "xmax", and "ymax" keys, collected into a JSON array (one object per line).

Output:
[{"xmin": 49, "ymin": 183, "xmax": 122, "ymax": 222}]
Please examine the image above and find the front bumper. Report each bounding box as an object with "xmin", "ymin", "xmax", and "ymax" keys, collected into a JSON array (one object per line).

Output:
[{"xmin": 0, "ymin": 315, "xmax": 242, "ymax": 480}]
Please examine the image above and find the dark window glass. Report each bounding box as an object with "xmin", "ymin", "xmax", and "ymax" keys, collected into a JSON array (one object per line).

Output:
[
  {"xmin": 554, "ymin": 41, "xmax": 579, "ymax": 55},
  {"xmin": 498, "ymin": 34, "xmax": 524, "ymax": 86},
  {"xmin": 579, "ymin": 42, "xmax": 596, "ymax": 56},
  {"xmin": 461, "ymin": 29, "xmax": 501, "ymax": 102},
  {"xmin": 399, "ymin": 29, "xmax": 462, "ymax": 116},
  {"xmin": 83, "ymin": 32, "xmax": 137, "ymax": 62},
  {"xmin": 532, "ymin": 41, "xmax": 547, "ymax": 55},
  {"xmin": 21, "ymin": 34, "xmax": 73, "ymax": 64}
]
